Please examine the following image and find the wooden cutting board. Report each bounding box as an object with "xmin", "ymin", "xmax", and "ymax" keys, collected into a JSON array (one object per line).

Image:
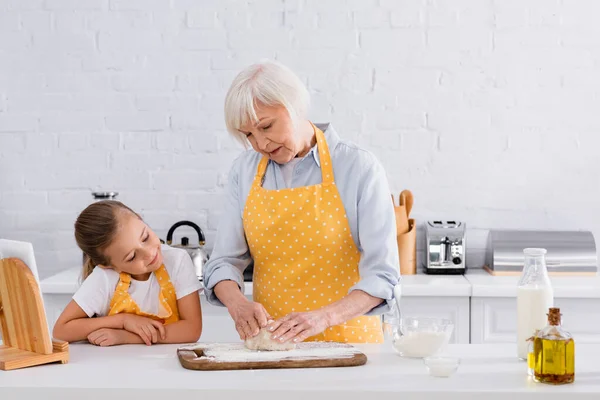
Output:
[
  {"xmin": 0, "ymin": 257, "xmax": 69, "ymax": 370},
  {"xmin": 177, "ymin": 342, "xmax": 367, "ymax": 371}
]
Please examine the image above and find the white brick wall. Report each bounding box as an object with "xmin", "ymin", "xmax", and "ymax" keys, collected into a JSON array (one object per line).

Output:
[{"xmin": 1, "ymin": 0, "xmax": 600, "ymax": 278}]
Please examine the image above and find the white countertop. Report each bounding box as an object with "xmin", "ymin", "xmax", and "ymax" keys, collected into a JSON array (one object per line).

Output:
[
  {"xmin": 39, "ymin": 267, "xmax": 472, "ymax": 297},
  {"xmin": 466, "ymin": 269, "xmax": 600, "ymax": 298},
  {"xmin": 398, "ymin": 273, "xmax": 471, "ymax": 296},
  {"xmin": 38, "ymin": 267, "xmax": 256, "ymax": 296},
  {"xmin": 41, "ymin": 267, "xmax": 600, "ymax": 299},
  {"xmin": 1, "ymin": 343, "xmax": 598, "ymax": 399}
]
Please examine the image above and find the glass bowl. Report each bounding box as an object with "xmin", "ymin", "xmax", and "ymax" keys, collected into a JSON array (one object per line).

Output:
[
  {"xmin": 382, "ymin": 316, "xmax": 454, "ymax": 358},
  {"xmin": 424, "ymin": 356, "xmax": 460, "ymax": 377}
]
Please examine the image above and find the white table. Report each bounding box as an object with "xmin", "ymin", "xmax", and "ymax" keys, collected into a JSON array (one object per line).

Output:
[{"xmin": 0, "ymin": 343, "xmax": 598, "ymax": 399}]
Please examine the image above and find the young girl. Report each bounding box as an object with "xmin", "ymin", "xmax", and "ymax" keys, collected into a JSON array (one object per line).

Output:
[{"xmin": 53, "ymin": 200, "xmax": 203, "ymax": 346}]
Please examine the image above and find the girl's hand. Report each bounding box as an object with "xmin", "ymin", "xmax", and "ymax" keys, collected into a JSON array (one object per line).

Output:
[
  {"xmin": 121, "ymin": 314, "xmax": 166, "ymax": 345},
  {"xmin": 87, "ymin": 328, "xmax": 130, "ymax": 347}
]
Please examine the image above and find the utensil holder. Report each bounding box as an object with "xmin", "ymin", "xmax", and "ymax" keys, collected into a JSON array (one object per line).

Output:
[{"xmin": 398, "ymin": 219, "xmax": 416, "ymax": 275}]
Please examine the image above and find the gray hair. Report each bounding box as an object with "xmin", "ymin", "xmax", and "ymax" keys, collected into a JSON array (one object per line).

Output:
[{"xmin": 224, "ymin": 59, "xmax": 310, "ymax": 145}]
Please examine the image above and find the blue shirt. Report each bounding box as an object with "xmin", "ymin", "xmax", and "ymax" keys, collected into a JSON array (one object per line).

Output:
[{"xmin": 203, "ymin": 123, "xmax": 401, "ymax": 315}]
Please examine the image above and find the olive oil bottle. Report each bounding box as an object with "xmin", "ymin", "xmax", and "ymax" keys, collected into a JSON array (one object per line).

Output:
[
  {"xmin": 527, "ymin": 330, "xmax": 539, "ymax": 377},
  {"xmin": 533, "ymin": 308, "xmax": 575, "ymax": 385}
]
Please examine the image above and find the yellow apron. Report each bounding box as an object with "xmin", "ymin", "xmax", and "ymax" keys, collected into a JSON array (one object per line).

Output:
[
  {"xmin": 243, "ymin": 125, "xmax": 383, "ymax": 343},
  {"xmin": 108, "ymin": 264, "xmax": 179, "ymax": 325}
]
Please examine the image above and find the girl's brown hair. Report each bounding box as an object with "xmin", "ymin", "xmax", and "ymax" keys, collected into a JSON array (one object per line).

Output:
[{"xmin": 75, "ymin": 200, "xmax": 141, "ymax": 280}]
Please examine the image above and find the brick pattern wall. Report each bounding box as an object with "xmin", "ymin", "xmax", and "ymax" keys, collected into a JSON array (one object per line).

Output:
[{"xmin": 1, "ymin": 0, "xmax": 599, "ymax": 277}]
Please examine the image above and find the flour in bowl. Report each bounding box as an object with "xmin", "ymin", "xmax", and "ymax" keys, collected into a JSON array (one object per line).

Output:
[{"xmin": 392, "ymin": 331, "xmax": 451, "ymax": 358}]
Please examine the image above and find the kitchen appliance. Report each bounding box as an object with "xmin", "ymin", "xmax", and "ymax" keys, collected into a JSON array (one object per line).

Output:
[
  {"xmin": 91, "ymin": 191, "xmax": 119, "ymax": 201},
  {"xmin": 244, "ymin": 262, "xmax": 254, "ymax": 282},
  {"xmin": 425, "ymin": 220, "xmax": 466, "ymax": 275},
  {"xmin": 485, "ymin": 230, "xmax": 597, "ymax": 275},
  {"xmin": 165, "ymin": 221, "xmax": 209, "ymax": 281}
]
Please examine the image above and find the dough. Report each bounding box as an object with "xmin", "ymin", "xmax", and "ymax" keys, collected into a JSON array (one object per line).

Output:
[{"xmin": 244, "ymin": 327, "xmax": 297, "ymax": 351}]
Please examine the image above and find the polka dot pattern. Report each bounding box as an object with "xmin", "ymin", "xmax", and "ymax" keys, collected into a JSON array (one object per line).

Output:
[
  {"xmin": 243, "ymin": 125, "xmax": 383, "ymax": 344},
  {"xmin": 108, "ymin": 264, "xmax": 179, "ymax": 325}
]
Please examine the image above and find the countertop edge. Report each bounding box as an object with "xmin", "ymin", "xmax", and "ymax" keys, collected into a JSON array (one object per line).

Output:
[{"xmin": 40, "ymin": 268, "xmax": 600, "ymax": 299}]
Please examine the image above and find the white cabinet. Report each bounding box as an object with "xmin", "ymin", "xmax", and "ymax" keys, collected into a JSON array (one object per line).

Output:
[
  {"xmin": 41, "ymin": 268, "xmax": 600, "ymax": 345},
  {"xmin": 401, "ymin": 296, "xmax": 470, "ymax": 344},
  {"xmin": 470, "ymin": 297, "xmax": 516, "ymax": 344},
  {"xmin": 471, "ymin": 297, "xmax": 600, "ymax": 344},
  {"xmin": 41, "ymin": 269, "xmax": 473, "ymax": 344},
  {"xmin": 42, "ymin": 292, "xmax": 249, "ymax": 343},
  {"xmin": 43, "ymin": 291, "xmax": 470, "ymax": 344},
  {"xmin": 42, "ymin": 294, "xmax": 71, "ymax": 335},
  {"xmin": 399, "ymin": 274, "xmax": 472, "ymax": 344},
  {"xmin": 199, "ymin": 295, "xmax": 250, "ymax": 342},
  {"xmin": 467, "ymin": 271, "xmax": 600, "ymax": 344}
]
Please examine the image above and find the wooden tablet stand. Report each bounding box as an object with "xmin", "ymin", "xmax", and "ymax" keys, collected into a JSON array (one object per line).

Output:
[{"xmin": 0, "ymin": 257, "xmax": 69, "ymax": 370}]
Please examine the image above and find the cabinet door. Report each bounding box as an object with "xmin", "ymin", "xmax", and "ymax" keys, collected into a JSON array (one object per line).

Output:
[
  {"xmin": 471, "ymin": 297, "xmax": 600, "ymax": 344},
  {"xmin": 41, "ymin": 293, "xmax": 247, "ymax": 343},
  {"xmin": 198, "ymin": 295, "xmax": 253, "ymax": 343},
  {"xmin": 201, "ymin": 296, "xmax": 471, "ymax": 344},
  {"xmin": 554, "ymin": 298, "xmax": 600, "ymax": 343},
  {"xmin": 470, "ymin": 297, "xmax": 516, "ymax": 344},
  {"xmin": 42, "ymin": 294, "xmax": 72, "ymax": 334},
  {"xmin": 401, "ymin": 296, "xmax": 470, "ymax": 344}
]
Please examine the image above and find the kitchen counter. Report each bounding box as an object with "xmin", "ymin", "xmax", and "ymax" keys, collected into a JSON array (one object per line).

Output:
[
  {"xmin": 1, "ymin": 343, "xmax": 598, "ymax": 399},
  {"xmin": 39, "ymin": 267, "xmax": 473, "ymax": 297},
  {"xmin": 39, "ymin": 267, "xmax": 474, "ymax": 344},
  {"xmin": 466, "ymin": 269, "xmax": 600, "ymax": 298},
  {"xmin": 40, "ymin": 268, "xmax": 600, "ymax": 345},
  {"xmin": 41, "ymin": 267, "xmax": 600, "ymax": 299}
]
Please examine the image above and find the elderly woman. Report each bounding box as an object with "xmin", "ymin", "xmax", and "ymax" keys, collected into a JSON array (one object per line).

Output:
[{"xmin": 203, "ymin": 60, "xmax": 400, "ymax": 345}]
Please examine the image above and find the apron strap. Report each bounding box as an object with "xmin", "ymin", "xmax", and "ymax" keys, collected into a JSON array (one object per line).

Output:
[
  {"xmin": 153, "ymin": 265, "xmax": 171, "ymax": 290},
  {"xmin": 253, "ymin": 156, "xmax": 270, "ymax": 187},
  {"xmin": 252, "ymin": 123, "xmax": 335, "ymax": 188},
  {"xmin": 313, "ymin": 124, "xmax": 334, "ymax": 185},
  {"xmin": 118, "ymin": 272, "xmax": 131, "ymax": 289},
  {"xmin": 109, "ymin": 265, "xmax": 176, "ymax": 321}
]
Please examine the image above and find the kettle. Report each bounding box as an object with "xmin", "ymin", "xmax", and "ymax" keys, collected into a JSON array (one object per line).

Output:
[{"xmin": 164, "ymin": 221, "xmax": 209, "ymax": 281}]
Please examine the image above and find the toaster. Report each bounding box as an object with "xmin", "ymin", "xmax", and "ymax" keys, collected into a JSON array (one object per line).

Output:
[{"xmin": 425, "ymin": 220, "xmax": 467, "ymax": 275}]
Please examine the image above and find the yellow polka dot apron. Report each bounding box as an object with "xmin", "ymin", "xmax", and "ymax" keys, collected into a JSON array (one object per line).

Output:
[
  {"xmin": 108, "ymin": 265, "xmax": 179, "ymax": 325},
  {"xmin": 243, "ymin": 125, "xmax": 384, "ymax": 343}
]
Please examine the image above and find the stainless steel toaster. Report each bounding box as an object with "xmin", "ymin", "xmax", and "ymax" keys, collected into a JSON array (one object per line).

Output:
[{"xmin": 425, "ymin": 220, "xmax": 467, "ymax": 275}]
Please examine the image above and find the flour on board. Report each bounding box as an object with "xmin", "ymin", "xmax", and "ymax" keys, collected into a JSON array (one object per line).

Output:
[{"xmin": 181, "ymin": 342, "xmax": 362, "ymax": 363}]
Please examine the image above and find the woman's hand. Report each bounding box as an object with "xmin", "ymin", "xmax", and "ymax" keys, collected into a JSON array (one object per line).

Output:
[
  {"xmin": 121, "ymin": 314, "xmax": 166, "ymax": 345},
  {"xmin": 268, "ymin": 310, "xmax": 331, "ymax": 344},
  {"xmin": 227, "ymin": 298, "xmax": 271, "ymax": 340}
]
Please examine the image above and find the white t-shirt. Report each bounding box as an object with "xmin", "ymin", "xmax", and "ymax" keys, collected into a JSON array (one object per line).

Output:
[{"xmin": 73, "ymin": 244, "xmax": 203, "ymax": 318}]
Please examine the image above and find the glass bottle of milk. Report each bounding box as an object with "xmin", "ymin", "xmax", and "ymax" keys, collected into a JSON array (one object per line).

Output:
[{"xmin": 517, "ymin": 248, "xmax": 554, "ymax": 360}]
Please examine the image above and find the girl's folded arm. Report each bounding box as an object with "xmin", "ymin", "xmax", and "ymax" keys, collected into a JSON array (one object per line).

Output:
[
  {"xmin": 158, "ymin": 291, "xmax": 203, "ymax": 344},
  {"xmin": 52, "ymin": 300, "xmax": 126, "ymax": 342}
]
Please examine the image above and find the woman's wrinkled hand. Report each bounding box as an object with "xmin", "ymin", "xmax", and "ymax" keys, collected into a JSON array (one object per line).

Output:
[
  {"xmin": 227, "ymin": 299, "xmax": 271, "ymax": 340},
  {"xmin": 267, "ymin": 310, "xmax": 331, "ymax": 344}
]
